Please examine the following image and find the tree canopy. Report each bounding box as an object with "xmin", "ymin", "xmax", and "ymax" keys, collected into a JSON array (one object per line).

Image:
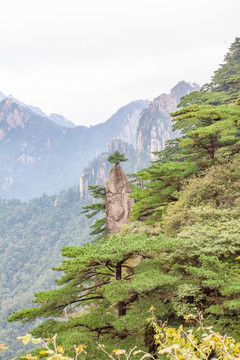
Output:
[{"xmin": 108, "ymin": 151, "xmax": 128, "ymax": 165}]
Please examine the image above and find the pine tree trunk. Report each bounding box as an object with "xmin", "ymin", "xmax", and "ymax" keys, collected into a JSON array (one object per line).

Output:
[
  {"xmin": 115, "ymin": 263, "xmax": 126, "ymax": 316},
  {"xmin": 118, "ymin": 301, "xmax": 126, "ymax": 316},
  {"xmin": 115, "ymin": 263, "xmax": 122, "ymax": 280}
]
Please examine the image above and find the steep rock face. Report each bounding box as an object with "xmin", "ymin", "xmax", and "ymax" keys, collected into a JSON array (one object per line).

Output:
[
  {"xmin": 136, "ymin": 81, "xmax": 199, "ymax": 166},
  {"xmin": 0, "ymin": 98, "xmax": 30, "ymax": 130},
  {"xmin": 105, "ymin": 164, "xmax": 134, "ymax": 233},
  {"xmin": 79, "ymin": 139, "xmax": 136, "ymax": 198}
]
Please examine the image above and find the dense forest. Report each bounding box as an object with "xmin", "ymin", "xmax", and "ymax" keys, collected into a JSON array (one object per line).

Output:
[
  {"xmin": 2, "ymin": 37, "xmax": 240, "ymax": 359},
  {"xmin": 0, "ymin": 188, "xmax": 92, "ymax": 359}
]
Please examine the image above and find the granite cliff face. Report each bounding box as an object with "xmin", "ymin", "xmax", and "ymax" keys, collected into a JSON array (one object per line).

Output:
[
  {"xmin": 105, "ymin": 164, "xmax": 134, "ymax": 233},
  {"xmin": 90, "ymin": 100, "xmax": 149, "ymax": 147},
  {"xmin": 136, "ymin": 81, "xmax": 199, "ymax": 165}
]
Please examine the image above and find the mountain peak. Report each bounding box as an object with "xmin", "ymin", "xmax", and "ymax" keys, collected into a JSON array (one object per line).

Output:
[
  {"xmin": 170, "ymin": 81, "xmax": 200, "ymax": 101},
  {"xmin": 0, "ymin": 98, "xmax": 31, "ymax": 129},
  {"xmin": 1, "ymin": 97, "xmax": 14, "ymax": 109}
]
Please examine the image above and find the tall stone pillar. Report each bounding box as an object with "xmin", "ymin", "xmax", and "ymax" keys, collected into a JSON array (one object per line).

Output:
[{"xmin": 105, "ymin": 164, "xmax": 134, "ymax": 234}]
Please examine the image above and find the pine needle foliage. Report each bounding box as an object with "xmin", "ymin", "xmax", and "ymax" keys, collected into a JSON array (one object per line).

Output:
[
  {"xmin": 81, "ymin": 185, "xmax": 107, "ymax": 236},
  {"xmin": 171, "ymin": 103, "xmax": 240, "ymax": 167},
  {"xmin": 108, "ymin": 151, "xmax": 128, "ymax": 165},
  {"xmin": 178, "ymin": 37, "xmax": 240, "ymax": 107},
  {"xmin": 7, "ymin": 232, "xmax": 177, "ymax": 356},
  {"xmin": 130, "ymin": 161, "xmax": 198, "ymax": 223}
]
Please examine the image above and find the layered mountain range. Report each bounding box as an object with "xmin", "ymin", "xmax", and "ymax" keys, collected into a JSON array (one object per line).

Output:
[{"xmin": 0, "ymin": 81, "xmax": 198, "ymax": 200}]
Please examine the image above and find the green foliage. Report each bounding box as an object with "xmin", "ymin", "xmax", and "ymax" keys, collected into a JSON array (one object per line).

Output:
[
  {"xmin": 108, "ymin": 151, "xmax": 128, "ymax": 165},
  {"xmin": 8, "ymin": 231, "xmax": 177, "ymax": 356},
  {"xmin": 162, "ymin": 159, "xmax": 240, "ymax": 235},
  {"xmin": 130, "ymin": 161, "xmax": 198, "ymax": 223},
  {"xmin": 179, "ymin": 37, "xmax": 240, "ymax": 107},
  {"xmin": 9, "ymin": 190, "xmax": 240, "ymax": 354},
  {"xmin": 0, "ymin": 187, "xmax": 92, "ymax": 360},
  {"xmin": 81, "ymin": 185, "xmax": 106, "ymax": 236},
  {"xmin": 171, "ymin": 103, "xmax": 240, "ymax": 167},
  {"xmin": 210, "ymin": 37, "xmax": 240, "ymax": 97}
]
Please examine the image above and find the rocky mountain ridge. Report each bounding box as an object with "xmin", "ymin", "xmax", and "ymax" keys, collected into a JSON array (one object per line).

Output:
[
  {"xmin": 0, "ymin": 91, "xmax": 76, "ymax": 128},
  {"xmin": 0, "ymin": 98, "xmax": 148, "ymax": 200}
]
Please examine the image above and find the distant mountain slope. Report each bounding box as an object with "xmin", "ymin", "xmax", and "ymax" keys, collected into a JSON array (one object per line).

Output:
[
  {"xmin": 0, "ymin": 98, "xmax": 148, "ymax": 200},
  {"xmin": 49, "ymin": 113, "xmax": 76, "ymax": 128}
]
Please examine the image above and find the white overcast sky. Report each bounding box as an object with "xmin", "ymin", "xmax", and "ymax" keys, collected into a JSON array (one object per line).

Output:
[{"xmin": 0, "ymin": 0, "xmax": 239, "ymax": 126}]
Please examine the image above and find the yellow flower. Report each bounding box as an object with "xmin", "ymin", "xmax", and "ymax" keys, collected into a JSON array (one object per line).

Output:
[
  {"xmin": 77, "ymin": 346, "xmax": 86, "ymax": 352},
  {"xmin": 149, "ymin": 306, "xmax": 156, "ymax": 311}
]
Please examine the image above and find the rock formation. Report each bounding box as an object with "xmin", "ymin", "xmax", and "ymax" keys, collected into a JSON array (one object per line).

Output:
[
  {"xmin": 105, "ymin": 164, "xmax": 134, "ymax": 233},
  {"xmin": 79, "ymin": 139, "xmax": 136, "ymax": 199},
  {"xmin": 136, "ymin": 81, "xmax": 199, "ymax": 166}
]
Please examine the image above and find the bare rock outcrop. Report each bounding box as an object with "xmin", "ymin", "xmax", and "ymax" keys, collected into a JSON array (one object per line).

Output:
[{"xmin": 106, "ymin": 164, "xmax": 134, "ymax": 233}]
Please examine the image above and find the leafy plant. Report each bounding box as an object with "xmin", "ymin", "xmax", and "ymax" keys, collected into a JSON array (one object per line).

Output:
[{"xmin": 150, "ymin": 309, "xmax": 240, "ymax": 360}]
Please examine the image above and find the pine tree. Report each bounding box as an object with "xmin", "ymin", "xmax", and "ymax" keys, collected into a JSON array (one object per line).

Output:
[
  {"xmin": 171, "ymin": 102, "xmax": 240, "ymax": 167},
  {"xmin": 107, "ymin": 151, "xmax": 128, "ymax": 165},
  {"xmin": 130, "ymin": 161, "xmax": 198, "ymax": 223},
  {"xmin": 81, "ymin": 185, "xmax": 107, "ymax": 236},
  {"xmin": 8, "ymin": 231, "xmax": 177, "ymax": 356},
  {"xmin": 178, "ymin": 37, "xmax": 240, "ymax": 107}
]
